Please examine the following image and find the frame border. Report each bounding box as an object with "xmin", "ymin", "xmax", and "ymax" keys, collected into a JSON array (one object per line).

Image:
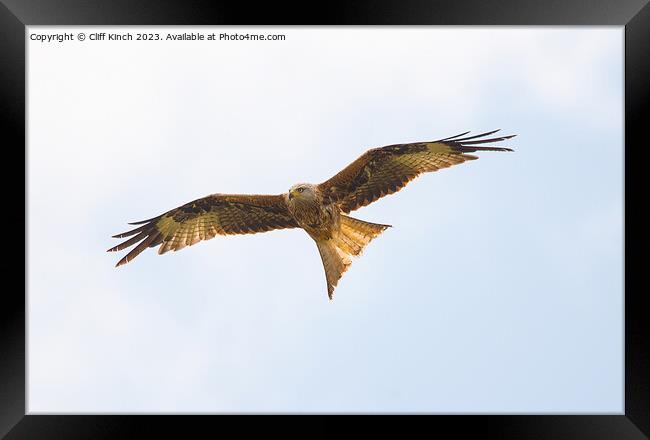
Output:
[{"xmin": 3, "ymin": 0, "xmax": 647, "ymax": 437}]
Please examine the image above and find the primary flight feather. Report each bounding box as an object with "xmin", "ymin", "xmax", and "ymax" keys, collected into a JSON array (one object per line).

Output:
[{"xmin": 108, "ymin": 130, "xmax": 515, "ymax": 299}]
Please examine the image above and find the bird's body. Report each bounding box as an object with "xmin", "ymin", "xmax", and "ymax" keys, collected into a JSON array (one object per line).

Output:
[
  {"xmin": 284, "ymin": 182, "xmax": 391, "ymax": 295},
  {"xmin": 109, "ymin": 130, "xmax": 515, "ymax": 299},
  {"xmin": 286, "ymin": 184, "xmax": 337, "ymax": 239}
]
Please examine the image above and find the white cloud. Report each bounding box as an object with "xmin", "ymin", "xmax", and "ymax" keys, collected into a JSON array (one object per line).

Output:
[{"xmin": 28, "ymin": 27, "xmax": 623, "ymax": 413}]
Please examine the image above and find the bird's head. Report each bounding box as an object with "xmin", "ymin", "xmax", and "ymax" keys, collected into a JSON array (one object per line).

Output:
[{"xmin": 288, "ymin": 183, "xmax": 317, "ymax": 202}]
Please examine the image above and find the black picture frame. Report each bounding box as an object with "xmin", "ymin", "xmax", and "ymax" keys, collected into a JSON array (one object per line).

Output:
[{"xmin": 3, "ymin": 0, "xmax": 647, "ymax": 437}]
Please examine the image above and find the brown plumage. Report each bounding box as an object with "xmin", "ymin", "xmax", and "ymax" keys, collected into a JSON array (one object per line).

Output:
[{"xmin": 109, "ymin": 130, "xmax": 515, "ymax": 299}]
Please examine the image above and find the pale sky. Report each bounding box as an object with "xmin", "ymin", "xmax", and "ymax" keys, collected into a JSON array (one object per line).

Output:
[{"xmin": 27, "ymin": 27, "xmax": 623, "ymax": 413}]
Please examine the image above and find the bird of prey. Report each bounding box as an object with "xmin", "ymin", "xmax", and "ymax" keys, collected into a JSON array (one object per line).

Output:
[{"xmin": 108, "ymin": 130, "xmax": 514, "ymax": 299}]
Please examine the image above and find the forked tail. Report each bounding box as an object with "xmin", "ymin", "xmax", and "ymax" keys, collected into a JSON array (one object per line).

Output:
[{"xmin": 315, "ymin": 215, "xmax": 390, "ymax": 300}]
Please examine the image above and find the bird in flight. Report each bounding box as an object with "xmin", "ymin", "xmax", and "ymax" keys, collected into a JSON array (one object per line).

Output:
[{"xmin": 108, "ymin": 130, "xmax": 515, "ymax": 299}]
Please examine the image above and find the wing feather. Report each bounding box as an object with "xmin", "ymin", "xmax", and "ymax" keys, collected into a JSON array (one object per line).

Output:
[
  {"xmin": 107, "ymin": 231, "xmax": 148, "ymax": 252},
  {"xmin": 318, "ymin": 130, "xmax": 515, "ymax": 213},
  {"xmin": 115, "ymin": 231, "xmax": 161, "ymax": 267},
  {"xmin": 108, "ymin": 193, "xmax": 297, "ymax": 266}
]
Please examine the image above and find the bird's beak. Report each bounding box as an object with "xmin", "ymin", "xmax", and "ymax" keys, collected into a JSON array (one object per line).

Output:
[{"xmin": 288, "ymin": 190, "xmax": 294, "ymax": 200}]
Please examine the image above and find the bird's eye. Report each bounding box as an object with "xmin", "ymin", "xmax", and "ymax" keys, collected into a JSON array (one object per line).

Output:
[{"xmin": 297, "ymin": 187, "xmax": 304, "ymax": 193}]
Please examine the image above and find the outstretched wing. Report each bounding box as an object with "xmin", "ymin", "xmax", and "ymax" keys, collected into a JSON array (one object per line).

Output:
[
  {"xmin": 318, "ymin": 130, "xmax": 515, "ymax": 213},
  {"xmin": 108, "ymin": 193, "xmax": 297, "ymax": 267}
]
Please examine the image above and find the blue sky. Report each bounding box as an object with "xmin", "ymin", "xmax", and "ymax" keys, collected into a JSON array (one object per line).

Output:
[{"xmin": 27, "ymin": 27, "xmax": 623, "ymax": 413}]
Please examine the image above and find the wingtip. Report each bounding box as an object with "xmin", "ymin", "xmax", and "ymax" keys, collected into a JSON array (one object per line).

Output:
[
  {"xmin": 438, "ymin": 131, "xmax": 471, "ymax": 141},
  {"xmin": 484, "ymin": 129, "xmax": 501, "ymax": 136},
  {"xmin": 127, "ymin": 216, "xmax": 157, "ymax": 225},
  {"xmin": 439, "ymin": 129, "xmax": 503, "ymax": 143}
]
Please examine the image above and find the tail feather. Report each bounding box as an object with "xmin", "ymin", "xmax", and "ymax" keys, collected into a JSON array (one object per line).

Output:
[
  {"xmin": 316, "ymin": 215, "xmax": 390, "ymax": 300},
  {"xmin": 316, "ymin": 241, "xmax": 352, "ymax": 299}
]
